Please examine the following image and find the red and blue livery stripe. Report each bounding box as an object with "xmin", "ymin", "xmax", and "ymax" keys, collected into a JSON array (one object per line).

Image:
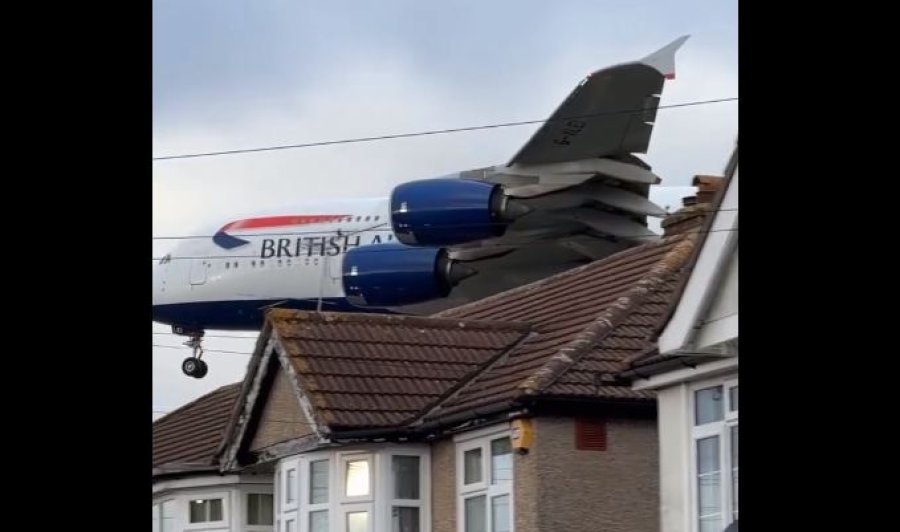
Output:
[{"xmin": 213, "ymin": 214, "xmax": 348, "ymax": 250}]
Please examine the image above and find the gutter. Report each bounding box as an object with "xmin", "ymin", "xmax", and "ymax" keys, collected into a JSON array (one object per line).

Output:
[{"xmin": 618, "ymin": 355, "xmax": 706, "ymax": 380}]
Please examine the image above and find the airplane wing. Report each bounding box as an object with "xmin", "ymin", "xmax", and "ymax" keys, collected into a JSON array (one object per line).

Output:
[
  {"xmin": 404, "ymin": 37, "xmax": 690, "ymax": 313},
  {"xmin": 508, "ymin": 35, "xmax": 689, "ymax": 166}
]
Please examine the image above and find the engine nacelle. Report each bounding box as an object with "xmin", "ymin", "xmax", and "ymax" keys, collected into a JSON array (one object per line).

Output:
[
  {"xmin": 342, "ymin": 243, "xmax": 476, "ymax": 307},
  {"xmin": 390, "ymin": 178, "xmax": 529, "ymax": 246}
]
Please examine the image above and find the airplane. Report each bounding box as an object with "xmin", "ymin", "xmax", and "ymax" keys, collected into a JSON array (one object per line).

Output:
[{"xmin": 153, "ymin": 36, "xmax": 689, "ymax": 378}]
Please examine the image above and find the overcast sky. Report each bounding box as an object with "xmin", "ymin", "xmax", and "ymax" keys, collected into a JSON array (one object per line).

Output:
[{"xmin": 152, "ymin": 0, "xmax": 738, "ymax": 418}]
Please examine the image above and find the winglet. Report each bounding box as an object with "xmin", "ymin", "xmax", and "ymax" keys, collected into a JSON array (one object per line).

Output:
[{"xmin": 640, "ymin": 35, "xmax": 689, "ymax": 79}]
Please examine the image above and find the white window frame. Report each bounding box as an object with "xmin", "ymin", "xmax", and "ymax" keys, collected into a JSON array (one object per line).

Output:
[
  {"xmin": 340, "ymin": 502, "xmax": 375, "ymax": 532},
  {"xmin": 690, "ymin": 377, "xmax": 738, "ymax": 532},
  {"xmin": 300, "ymin": 451, "xmax": 332, "ymax": 532},
  {"xmin": 182, "ymin": 490, "xmax": 229, "ymax": 530},
  {"xmin": 160, "ymin": 498, "xmax": 176, "ymax": 532},
  {"xmin": 277, "ymin": 445, "xmax": 432, "ymax": 532},
  {"xmin": 152, "ymin": 502, "xmax": 161, "ymax": 532},
  {"xmin": 340, "ymin": 451, "xmax": 375, "ymax": 503},
  {"xmin": 245, "ymin": 490, "xmax": 276, "ymax": 530},
  {"xmin": 381, "ymin": 446, "xmax": 430, "ymax": 532},
  {"xmin": 455, "ymin": 426, "xmax": 514, "ymax": 532},
  {"xmin": 281, "ymin": 458, "xmax": 301, "ymax": 512}
]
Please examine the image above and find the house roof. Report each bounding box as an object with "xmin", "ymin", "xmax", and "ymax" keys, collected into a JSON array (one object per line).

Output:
[
  {"xmin": 153, "ymin": 382, "xmax": 242, "ymax": 474},
  {"xmin": 624, "ymin": 144, "xmax": 738, "ymax": 374},
  {"xmin": 267, "ymin": 311, "xmax": 532, "ymax": 431},
  {"xmin": 226, "ymin": 230, "xmax": 699, "ymax": 450},
  {"xmin": 424, "ymin": 232, "xmax": 697, "ymax": 422}
]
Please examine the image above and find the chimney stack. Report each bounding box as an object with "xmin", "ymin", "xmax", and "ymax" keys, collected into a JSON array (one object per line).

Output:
[{"xmin": 661, "ymin": 175, "xmax": 725, "ymax": 237}]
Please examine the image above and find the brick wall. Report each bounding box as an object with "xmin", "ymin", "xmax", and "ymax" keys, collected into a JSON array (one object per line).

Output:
[{"xmin": 249, "ymin": 367, "xmax": 313, "ymax": 451}]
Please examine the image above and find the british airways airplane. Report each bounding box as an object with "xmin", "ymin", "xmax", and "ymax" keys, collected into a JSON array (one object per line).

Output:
[{"xmin": 153, "ymin": 36, "xmax": 688, "ymax": 378}]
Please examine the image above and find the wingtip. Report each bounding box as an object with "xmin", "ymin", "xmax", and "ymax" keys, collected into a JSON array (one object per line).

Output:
[{"xmin": 641, "ymin": 35, "xmax": 690, "ymax": 78}]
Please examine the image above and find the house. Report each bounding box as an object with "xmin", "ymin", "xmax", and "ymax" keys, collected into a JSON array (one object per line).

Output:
[
  {"xmin": 622, "ymin": 146, "xmax": 738, "ymax": 532},
  {"xmin": 153, "ymin": 382, "xmax": 276, "ymax": 531},
  {"xmin": 208, "ymin": 212, "xmax": 707, "ymax": 532}
]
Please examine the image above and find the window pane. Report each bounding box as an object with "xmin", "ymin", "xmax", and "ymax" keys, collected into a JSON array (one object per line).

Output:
[
  {"xmin": 729, "ymin": 386, "xmax": 738, "ymax": 412},
  {"xmin": 248, "ymin": 493, "xmax": 273, "ymax": 525},
  {"xmin": 310, "ymin": 460, "xmax": 329, "ymax": 504},
  {"xmin": 347, "ymin": 511, "xmax": 368, "ymax": 532},
  {"xmin": 209, "ymin": 498, "xmax": 223, "ymax": 521},
  {"xmin": 695, "ymin": 386, "xmax": 724, "ymax": 425},
  {"xmin": 464, "ymin": 448, "xmax": 483, "ymax": 485},
  {"xmin": 392, "ymin": 506, "xmax": 420, "ymax": 532},
  {"xmin": 286, "ymin": 468, "xmax": 296, "ymax": 503},
  {"xmin": 189, "ymin": 499, "xmax": 221, "ymax": 523},
  {"xmin": 491, "ymin": 438, "xmax": 513, "ymax": 484},
  {"xmin": 310, "ymin": 510, "xmax": 328, "ymax": 532},
  {"xmin": 492, "ymin": 494, "xmax": 511, "ymax": 532},
  {"xmin": 346, "ymin": 459, "xmax": 370, "ymax": 497},
  {"xmin": 697, "ymin": 435, "xmax": 720, "ymax": 475},
  {"xmin": 161, "ymin": 500, "xmax": 175, "ymax": 532},
  {"xmin": 393, "ymin": 456, "xmax": 420, "ymax": 499},
  {"xmin": 731, "ymin": 425, "xmax": 739, "ymax": 520},
  {"xmin": 464, "ymin": 495, "xmax": 486, "ymax": 532},
  {"xmin": 699, "ymin": 516, "xmax": 722, "ymax": 532},
  {"xmin": 697, "ymin": 436, "xmax": 721, "ymax": 526}
]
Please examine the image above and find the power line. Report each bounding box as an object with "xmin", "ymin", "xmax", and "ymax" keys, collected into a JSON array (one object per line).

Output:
[
  {"xmin": 152, "ymin": 97, "xmax": 738, "ymax": 161},
  {"xmin": 151, "ymin": 226, "xmax": 739, "ymax": 261},
  {"xmin": 153, "ymin": 344, "xmax": 250, "ymax": 356},
  {"xmin": 151, "ymin": 195, "xmax": 726, "ymax": 241},
  {"xmin": 152, "ymin": 331, "xmax": 258, "ymax": 339}
]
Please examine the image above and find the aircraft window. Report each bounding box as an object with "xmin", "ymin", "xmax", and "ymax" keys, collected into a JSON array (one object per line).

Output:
[
  {"xmin": 234, "ymin": 262, "xmax": 239, "ymax": 269},
  {"xmin": 365, "ymin": 216, "xmax": 371, "ymax": 222},
  {"xmin": 356, "ymin": 216, "xmax": 361, "ymax": 222},
  {"xmin": 286, "ymin": 259, "xmax": 292, "ymax": 266},
  {"xmin": 225, "ymin": 262, "xmax": 230, "ymax": 269},
  {"xmin": 159, "ymin": 254, "xmax": 171, "ymax": 265},
  {"xmin": 260, "ymin": 260, "xmax": 265, "ymax": 267},
  {"xmin": 374, "ymin": 216, "xmax": 380, "ymax": 221},
  {"xmin": 388, "ymin": 234, "xmax": 394, "ymax": 241},
  {"xmin": 278, "ymin": 259, "xmax": 283, "ymax": 267},
  {"xmin": 251, "ymin": 260, "xmax": 256, "ymax": 267}
]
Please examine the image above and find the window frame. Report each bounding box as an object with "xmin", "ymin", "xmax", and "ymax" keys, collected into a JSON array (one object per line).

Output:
[
  {"xmin": 340, "ymin": 451, "xmax": 375, "ymax": 503},
  {"xmin": 245, "ymin": 491, "xmax": 276, "ymax": 529},
  {"xmin": 382, "ymin": 446, "xmax": 430, "ymax": 532},
  {"xmin": 182, "ymin": 490, "xmax": 229, "ymax": 530},
  {"xmin": 454, "ymin": 426, "xmax": 514, "ymax": 532},
  {"xmin": 300, "ymin": 452, "xmax": 332, "ymax": 532},
  {"xmin": 277, "ymin": 445, "xmax": 431, "ymax": 532},
  {"xmin": 689, "ymin": 377, "xmax": 738, "ymax": 532}
]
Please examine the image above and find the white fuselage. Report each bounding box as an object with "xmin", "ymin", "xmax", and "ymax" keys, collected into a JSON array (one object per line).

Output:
[{"xmin": 152, "ymin": 197, "xmax": 394, "ymax": 330}]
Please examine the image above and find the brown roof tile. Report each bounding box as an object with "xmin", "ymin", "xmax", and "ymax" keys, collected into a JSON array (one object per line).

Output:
[
  {"xmin": 423, "ymin": 234, "xmax": 696, "ymax": 422},
  {"xmin": 153, "ymin": 382, "xmax": 242, "ymax": 471},
  {"xmin": 266, "ymin": 311, "xmax": 532, "ymax": 431},
  {"xmin": 225, "ymin": 231, "xmax": 699, "ymax": 448}
]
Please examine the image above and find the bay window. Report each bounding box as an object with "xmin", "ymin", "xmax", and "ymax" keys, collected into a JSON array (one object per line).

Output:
[
  {"xmin": 275, "ymin": 446, "xmax": 429, "ymax": 532},
  {"xmin": 692, "ymin": 379, "xmax": 738, "ymax": 532}
]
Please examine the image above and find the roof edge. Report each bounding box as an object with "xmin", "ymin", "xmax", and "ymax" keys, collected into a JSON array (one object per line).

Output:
[
  {"xmin": 266, "ymin": 308, "xmax": 532, "ymax": 332},
  {"xmin": 647, "ymin": 142, "xmax": 738, "ymax": 343},
  {"xmin": 518, "ymin": 232, "xmax": 698, "ymax": 396}
]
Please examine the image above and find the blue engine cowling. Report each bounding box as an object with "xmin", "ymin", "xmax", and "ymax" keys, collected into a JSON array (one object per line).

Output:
[
  {"xmin": 342, "ymin": 243, "xmax": 476, "ymax": 307},
  {"xmin": 390, "ymin": 178, "xmax": 512, "ymax": 246}
]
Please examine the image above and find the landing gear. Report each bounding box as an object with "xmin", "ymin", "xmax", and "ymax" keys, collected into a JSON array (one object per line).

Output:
[
  {"xmin": 181, "ymin": 356, "xmax": 208, "ymax": 379},
  {"xmin": 173, "ymin": 326, "xmax": 209, "ymax": 379}
]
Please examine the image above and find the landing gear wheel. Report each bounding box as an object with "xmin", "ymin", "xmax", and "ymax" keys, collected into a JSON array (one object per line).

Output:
[{"xmin": 182, "ymin": 357, "xmax": 207, "ymax": 378}]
